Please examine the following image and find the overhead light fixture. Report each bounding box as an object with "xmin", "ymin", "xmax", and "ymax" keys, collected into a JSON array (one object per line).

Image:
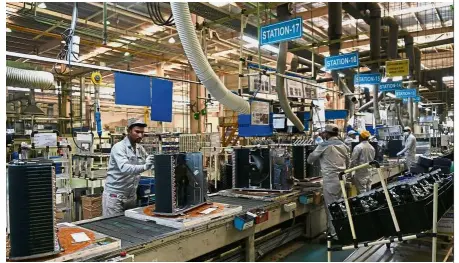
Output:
[
  {"xmin": 37, "ymin": 2, "xmax": 47, "ymax": 8},
  {"xmin": 124, "ymin": 52, "xmax": 130, "ymax": 56},
  {"xmin": 442, "ymin": 76, "xmax": 453, "ymax": 81},
  {"xmin": 60, "ymin": 40, "xmax": 65, "ymax": 44},
  {"xmin": 209, "ymin": 2, "xmax": 230, "ymax": 7},
  {"xmin": 106, "ymin": 21, "xmax": 111, "ymax": 25},
  {"xmin": 242, "ymin": 35, "xmax": 279, "ymax": 54},
  {"xmin": 168, "ymin": 37, "xmax": 176, "ymax": 44},
  {"xmin": 6, "ymin": 27, "xmax": 11, "ymax": 33}
]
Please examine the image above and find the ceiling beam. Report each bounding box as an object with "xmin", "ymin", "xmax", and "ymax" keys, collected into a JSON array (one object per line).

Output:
[
  {"xmin": 316, "ymin": 26, "xmax": 454, "ymax": 53},
  {"xmin": 296, "ymin": 6, "xmax": 328, "ymax": 20}
]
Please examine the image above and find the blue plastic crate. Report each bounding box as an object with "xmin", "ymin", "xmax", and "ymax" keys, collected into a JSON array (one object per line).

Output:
[{"xmin": 234, "ymin": 214, "xmax": 255, "ymax": 231}]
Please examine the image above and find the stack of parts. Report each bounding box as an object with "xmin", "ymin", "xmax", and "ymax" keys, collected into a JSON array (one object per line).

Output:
[
  {"xmin": 8, "ymin": 161, "xmax": 61, "ymax": 260},
  {"xmin": 81, "ymin": 194, "xmax": 102, "ymax": 220},
  {"xmin": 329, "ymin": 168, "xmax": 453, "ymax": 244}
]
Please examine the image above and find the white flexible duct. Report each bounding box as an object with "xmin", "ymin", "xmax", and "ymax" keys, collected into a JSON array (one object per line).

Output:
[
  {"xmin": 171, "ymin": 2, "xmax": 250, "ymax": 114},
  {"xmin": 6, "ymin": 66, "xmax": 54, "ymax": 90}
]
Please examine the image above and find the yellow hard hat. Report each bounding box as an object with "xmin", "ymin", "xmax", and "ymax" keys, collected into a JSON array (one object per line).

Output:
[{"xmin": 360, "ymin": 130, "xmax": 371, "ymax": 139}]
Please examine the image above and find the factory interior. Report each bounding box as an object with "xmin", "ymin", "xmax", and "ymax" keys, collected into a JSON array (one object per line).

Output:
[{"xmin": 4, "ymin": 1, "xmax": 456, "ymax": 262}]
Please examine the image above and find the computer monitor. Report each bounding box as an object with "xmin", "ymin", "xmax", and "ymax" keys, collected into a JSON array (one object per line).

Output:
[{"xmin": 273, "ymin": 114, "xmax": 286, "ymax": 129}]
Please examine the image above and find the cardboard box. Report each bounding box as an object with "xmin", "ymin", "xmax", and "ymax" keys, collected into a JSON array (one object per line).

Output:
[{"xmin": 82, "ymin": 194, "xmax": 102, "ymax": 219}]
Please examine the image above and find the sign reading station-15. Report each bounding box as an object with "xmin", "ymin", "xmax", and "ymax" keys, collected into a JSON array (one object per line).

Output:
[
  {"xmin": 395, "ymin": 89, "xmax": 417, "ymax": 98},
  {"xmin": 260, "ymin": 17, "xmax": 303, "ymax": 46},
  {"xmin": 325, "ymin": 52, "xmax": 359, "ymax": 71},
  {"xmin": 354, "ymin": 73, "xmax": 381, "ymax": 85}
]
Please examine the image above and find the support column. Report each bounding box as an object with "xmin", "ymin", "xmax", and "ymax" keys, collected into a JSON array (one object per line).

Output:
[
  {"xmin": 156, "ymin": 62, "xmax": 165, "ymax": 132},
  {"xmin": 190, "ymin": 71, "xmax": 199, "ymax": 134},
  {"xmin": 245, "ymin": 233, "xmax": 255, "ymax": 262}
]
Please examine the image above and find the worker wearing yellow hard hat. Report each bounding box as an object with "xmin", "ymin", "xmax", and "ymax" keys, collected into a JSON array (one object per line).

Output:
[{"xmin": 350, "ymin": 130, "xmax": 375, "ymax": 194}]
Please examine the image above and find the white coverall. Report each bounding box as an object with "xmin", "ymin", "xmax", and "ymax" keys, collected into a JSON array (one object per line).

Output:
[
  {"xmin": 307, "ymin": 137, "xmax": 350, "ymax": 237},
  {"xmin": 344, "ymin": 136, "xmax": 356, "ymax": 149},
  {"xmin": 398, "ymin": 133, "xmax": 417, "ymax": 170},
  {"xmin": 350, "ymin": 141, "xmax": 375, "ymax": 194}
]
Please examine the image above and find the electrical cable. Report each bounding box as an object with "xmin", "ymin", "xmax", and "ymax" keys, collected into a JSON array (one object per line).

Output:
[{"xmin": 146, "ymin": 2, "xmax": 174, "ymax": 26}]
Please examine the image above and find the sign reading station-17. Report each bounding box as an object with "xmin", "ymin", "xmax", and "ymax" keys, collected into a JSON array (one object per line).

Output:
[{"xmin": 260, "ymin": 17, "xmax": 303, "ymax": 46}]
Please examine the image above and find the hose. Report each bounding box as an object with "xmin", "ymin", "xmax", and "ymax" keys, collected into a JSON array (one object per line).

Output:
[
  {"xmin": 6, "ymin": 66, "xmax": 54, "ymax": 90},
  {"xmin": 276, "ymin": 40, "xmax": 305, "ymax": 132},
  {"xmin": 171, "ymin": 3, "xmax": 250, "ymax": 114}
]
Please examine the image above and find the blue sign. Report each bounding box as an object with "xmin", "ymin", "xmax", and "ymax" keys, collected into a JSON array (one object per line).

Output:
[
  {"xmin": 325, "ymin": 52, "xmax": 359, "ymax": 71},
  {"xmin": 379, "ymin": 81, "xmax": 403, "ymax": 92},
  {"xmin": 354, "ymin": 73, "xmax": 381, "ymax": 85},
  {"xmin": 403, "ymin": 96, "xmax": 421, "ymax": 103},
  {"xmin": 260, "ymin": 17, "xmax": 303, "ymax": 46},
  {"xmin": 395, "ymin": 89, "xmax": 417, "ymax": 98}
]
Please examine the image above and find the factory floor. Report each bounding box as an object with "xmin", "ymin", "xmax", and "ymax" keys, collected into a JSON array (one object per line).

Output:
[
  {"xmin": 260, "ymin": 236, "xmax": 454, "ymax": 262},
  {"xmin": 260, "ymin": 238, "xmax": 353, "ymax": 262}
]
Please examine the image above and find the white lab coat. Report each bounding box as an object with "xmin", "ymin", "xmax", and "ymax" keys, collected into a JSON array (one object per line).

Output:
[
  {"xmin": 350, "ymin": 141, "xmax": 375, "ymax": 194},
  {"xmin": 399, "ymin": 134, "xmax": 417, "ymax": 169},
  {"xmin": 307, "ymin": 137, "xmax": 350, "ymax": 236}
]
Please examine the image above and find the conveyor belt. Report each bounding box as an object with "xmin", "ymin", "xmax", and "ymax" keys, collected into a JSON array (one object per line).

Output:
[
  {"xmin": 209, "ymin": 195, "xmax": 270, "ymax": 211},
  {"xmin": 79, "ymin": 196, "xmax": 273, "ymax": 251},
  {"xmin": 79, "ymin": 216, "xmax": 177, "ymax": 249}
]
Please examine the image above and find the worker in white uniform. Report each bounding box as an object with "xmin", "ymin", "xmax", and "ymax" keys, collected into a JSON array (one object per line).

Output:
[
  {"xmin": 350, "ymin": 130, "xmax": 375, "ymax": 194},
  {"xmin": 397, "ymin": 127, "xmax": 417, "ymax": 170},
  {"xmin": 103, "ymin": 118, "xmax": 154, "ymax": 216},
  {"xmin": 344, "ymin": 130, "xmax": 358, "ymax": 149},
  {"xmin": 307, "ymin": 124, "xmax": 350, "ymax": 238}
]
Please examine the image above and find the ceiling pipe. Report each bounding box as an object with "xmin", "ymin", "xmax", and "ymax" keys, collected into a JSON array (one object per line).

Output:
[
  {"xmin": 328, "ymin": 3, "xmax": 355, "ymax": 119},
  {"xmin": 171, "ymin": 2, "xmax": 250, "ymax": 114},
  {"xmin": 354, "ymin": 3, "xmax": 382, "ymax": 124},
  {"xmin": 276, "ymin": 4, "xmax": 305, "ymax": 132}
]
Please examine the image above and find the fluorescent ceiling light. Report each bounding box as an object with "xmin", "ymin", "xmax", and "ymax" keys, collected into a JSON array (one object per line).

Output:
[
  {"xmin": 386, "ymin": 93, "xmax": 396, "ymax": 98},
  {"xmin": 242, "ymin": 35, "xmax": 279, "ymax": 54},
  {"xmin": 140, "ymin": 25, "xmax": 164, "ymax": 36},
  {"xmin": 121, "ymin": 35, "xmax": 138, "ymax": 41},
  {"xmin": 209, "ymin": 2, "xmax": 231, "ymax": 7},
  {"xmin": 38, "ymin": 2, "xmax": 47, "ymax": 8},
  {"xmin": 6, "ymin": 27, "xmax": 11, "ymax": 33},
  {"xmin": 442, "ymin": 76, "xmax": 453, "ymax": 81},
  {"xmin": 108, "ymin": 42, "xmax": 123, "ymax": 48}
]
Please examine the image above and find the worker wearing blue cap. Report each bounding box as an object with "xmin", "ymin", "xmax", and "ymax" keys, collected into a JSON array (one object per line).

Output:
[{"xmin": 344, "ymin": 130, "xmax": 358, "ymax": 149}]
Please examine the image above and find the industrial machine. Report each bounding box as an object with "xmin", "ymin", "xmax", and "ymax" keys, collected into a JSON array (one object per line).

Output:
[
  {"xmin": 292, "ymin": 144, "xmax": 321, "ymax": 179},
  {"xmin": 231, "ymin": 147, "xmax": 294, "ymax": 191},
  {"xmin": 73, "ymin": 132, "xmax": 109, "ymax": 179},
  {"xmin": 8, "ymin": 160, "xmax": 61, "ymax": 260},
  {"xmin": 154, "ymin": 152, "xmax": 208, "ymax": 215}
]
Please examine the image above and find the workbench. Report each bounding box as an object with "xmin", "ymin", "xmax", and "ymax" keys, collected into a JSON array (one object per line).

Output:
[{"xmin": 76, "ymin": 192, "xmax": 327, "ymax": 262}]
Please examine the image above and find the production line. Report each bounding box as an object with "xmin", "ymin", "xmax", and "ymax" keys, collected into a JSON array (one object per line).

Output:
[{"xmin": 4, "ymin": 1, "xmax": 455, "ymax": 262}]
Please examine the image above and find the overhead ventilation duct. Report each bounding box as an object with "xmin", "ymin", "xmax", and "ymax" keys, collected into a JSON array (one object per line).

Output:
[
  {"xmin": 328, "ymin": 3, "xmax": 356, "ymax": 118},
  {"xmin": 275, "ymin": 4, "xmax": 305, "ymax": 132},
  {"xmin": 6, "ymin": 66, "xmax": 52, "ymax": 116},
  {"xmin": 6, "ymin": 66, "xmax": 54, "ymax": 90},
  {"xmin": 170, "ymin": 2, "xmax": 250, "ymax": 114}
]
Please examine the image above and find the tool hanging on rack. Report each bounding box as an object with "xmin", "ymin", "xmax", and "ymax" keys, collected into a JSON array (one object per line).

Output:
[{"xmin": 91, "ymin": 71, "xmax": 103, "ymax": 146}]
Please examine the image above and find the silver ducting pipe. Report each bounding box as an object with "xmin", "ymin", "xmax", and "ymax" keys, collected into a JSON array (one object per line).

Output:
[
  {"xmin": 171, "ymin": 3, "xmax": 250, "ymax": 114},
  {"xmin": 6, "ymin": 66, "xmax": 54, "ymax": 90},
  {"xmin": 276, "ymin": 4, "xmax": 305, "ymax": 132}
]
